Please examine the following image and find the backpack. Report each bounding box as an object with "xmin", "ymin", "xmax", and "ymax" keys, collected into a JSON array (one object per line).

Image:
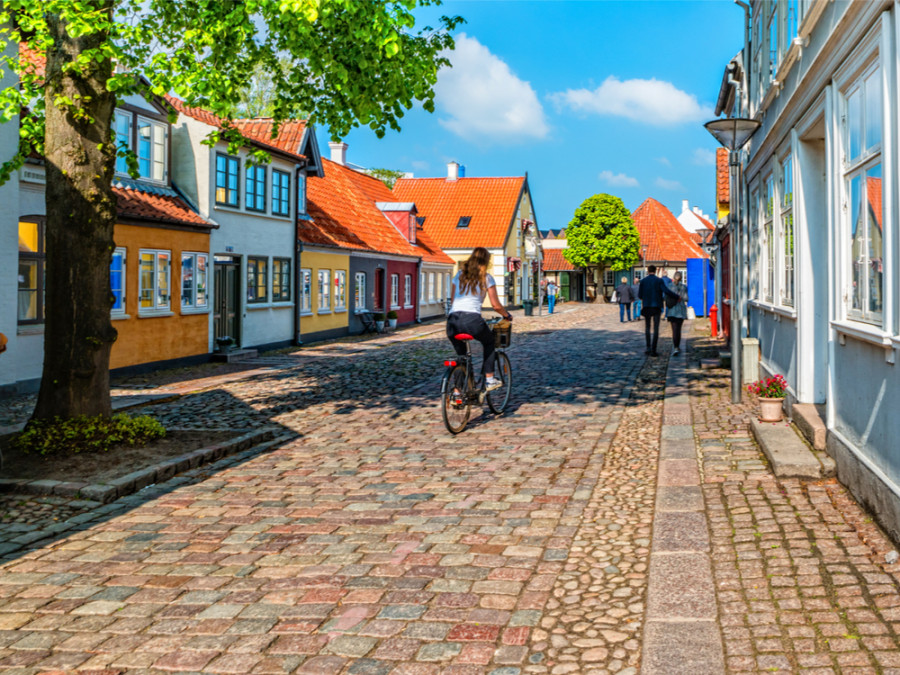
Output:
[{"xmin": 664, "ymin": 287, "xmax": 679, "ymax": 309}]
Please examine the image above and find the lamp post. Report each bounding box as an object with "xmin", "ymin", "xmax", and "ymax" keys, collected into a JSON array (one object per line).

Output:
[{"xmin": 704, "ymin": 117, "xmax": 761, "ymax": 404}]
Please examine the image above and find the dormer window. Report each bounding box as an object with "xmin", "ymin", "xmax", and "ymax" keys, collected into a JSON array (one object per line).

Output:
[
  {"xmin": 457, "ymin": 216, "xmax": 471, "ymax": 229},
  {"xmin": 113, "ymin": 109, "xmax": 167, "ymax": 183},
  {"xmin": 416, "ymin": 216, "xmax": 426, "ymax": 227},
  {"xmin": 114, "ymin": 113, "xmax": 131, "ymax": 174}
]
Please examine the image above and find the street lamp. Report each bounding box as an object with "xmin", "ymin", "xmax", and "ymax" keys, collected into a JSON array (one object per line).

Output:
[{"xmin": 704, "ymin": 117, "xmax": 761, "ymax": 404}]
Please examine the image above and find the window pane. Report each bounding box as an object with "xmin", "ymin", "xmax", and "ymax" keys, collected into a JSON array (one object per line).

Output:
[
  {"xmin": 865, "ymin": 69, "xmax": 881, "ymax": 151},
  {"xmin": 157, "ymin": 252, "xmax": 170, "ymax": 308},
  {"xmin": 138, "ymin": 121, "xmax": 152, "ymax": 177},
  {"xmin": 847, "ymin": 89, "xmax": 861, "ymax": 162},
  {"xmin": 782, "ymin": 213, "xmax": 794, "ymax": 305},
  {"xmin": 302, "ymin": 269, "xmax": 311, "ymax": 311},
  {"xmin": 181, "ymin": 254, "xmax": 194, "ymax": 307},
  {"xmin": 17, "ymin": 259, "xmax": 38, "ymax": 320},
  {"xmin": 866, "ymin": 164, "xmax": 883, "ymax": 314},
  {"xmin": 115, "ymin": 114, "xmax": 131, "ymax": 174},
  {"xmin": 765, "ymin": 175, "xmax": 775, "ymax": 218},
  {"xmin": 18, "ymin": 220, "xmax": 39, "ymax": 253},
  {"xmin": 850, "ymin": 174, "xmax": 863, "ymax": 311},
  {"xmin": 197, "ymin": 255, "xmax": 207, "ymax": 307},
  {"xmin": 782, "ymin": 157, "xmax": 792, "ymax": 207},
  {"xmin": 111, "ymin": 251, "xmax": 125, "ymax": 311},
  {"xmin": 153, "ymin": 126, "xmax": 165, "ymax": 181},
  {"xmin": 140, "ymin": 252, "xmax": 155, "ymax": 308},
  {"xmin": 297, "ymin": 173, "xmax": 306, "ymax": 214}
]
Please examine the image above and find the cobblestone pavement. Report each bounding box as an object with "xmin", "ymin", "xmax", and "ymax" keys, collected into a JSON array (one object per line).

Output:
[{"xmin": 689, "ymin": 328, "xmax": 900, "ymax": 675}]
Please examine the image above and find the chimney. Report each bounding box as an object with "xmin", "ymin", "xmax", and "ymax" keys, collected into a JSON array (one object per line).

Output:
[
  {"xmin": 681, "ymin": 199, "xmax": 689, "ymax": 215},
  {"xmin": 329, "ymin": 142, "xmax": 348, "ymax": 166},
  {"xmin": 447, "ymin": 161, "xmax": 459, "ymax": 181}
]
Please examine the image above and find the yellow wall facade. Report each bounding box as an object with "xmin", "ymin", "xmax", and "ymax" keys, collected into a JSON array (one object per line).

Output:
[
  {"xmin": 111, "ymin": 223, "xmax": 210, "ymax": 369},
  {"xmin": 300, "ymin": 249, "xmax": 350, "ymax": 335}
]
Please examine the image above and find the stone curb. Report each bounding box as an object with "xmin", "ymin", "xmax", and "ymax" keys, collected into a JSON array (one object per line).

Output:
[
  {"xmin": 749, "ymin": 417, "xmax": 835, "ymax": 479},
  {"xmin": 0, "ymin": 427, "xmax": 279, "ymax": 503}
]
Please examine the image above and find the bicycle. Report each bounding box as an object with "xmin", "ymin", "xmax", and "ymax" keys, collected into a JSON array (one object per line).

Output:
[{"xmin": 440, "ymin": 317, "xmax": 512, "ymax": 434}]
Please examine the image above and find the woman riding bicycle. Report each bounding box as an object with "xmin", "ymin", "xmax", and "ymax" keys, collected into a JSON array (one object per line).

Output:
[{"xmin": 447, "ymin": 247, "xmax": 514, "ymax": 392}]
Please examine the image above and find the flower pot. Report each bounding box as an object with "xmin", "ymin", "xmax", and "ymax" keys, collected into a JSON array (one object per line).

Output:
[
  {"xmin": 388, "ymin": 318, "xmax": 398, "ymax": 329},
  {"xmin": 375, "ymin": 321, "xmax": 385, "ymax": 333},
  {"xmin": 758, "ymin": 397, "xmax": 784, "ymax": 422}
]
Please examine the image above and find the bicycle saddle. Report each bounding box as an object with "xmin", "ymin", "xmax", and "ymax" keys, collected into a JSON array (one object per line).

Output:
[{"xmin": 454, "ymin": 333, "xmax": 475, "ymax": 340}]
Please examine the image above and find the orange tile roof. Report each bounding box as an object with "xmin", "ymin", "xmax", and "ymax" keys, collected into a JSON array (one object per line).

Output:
[
  {"xmin": 392, "ymin": 176, "xmax": 526, "ymax": 249},
  {"xmin": 232, "ymin": 119, "xmax": 308, "ymax": 159},
  {"xmin": 114, "ymin": 184, "xmax": 213, "ymax": 229},
  {"xmin": 542, "ymin": 249, "xmax": 577, "ymax": 272},
  {"xmin": 633, "ymin": 198, "xmax": 708, "ymax": 262},
  {"xmin": 868, "ymin": 177, "xmax": 882, "ymax": 232},
  {"xmin": 716, "ymin": 148, "xmax": 730, "ymax": 206},
  {"xmin": 304, "ymin": 159, "xmax": 453, "ymax": 263},
  {"xmin": 19, "ymin": 42, "xmax": 45, "ymax": 77}
]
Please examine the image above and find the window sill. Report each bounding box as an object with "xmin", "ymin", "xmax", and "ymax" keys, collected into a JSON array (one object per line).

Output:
[
  {"xmin": 748, "ymin": 299, "xmax": 797, "ymax": 320},
  {"xmin": 111, "ymin": 313, "xmax": 131, "ymax": 321},
  {"xmin": 246, "ymin": 303, "xmax": 271, "ymax": 310},
  {"xmin": 271, "ymin": 302, "xmax": 294, "ymax": 308},
  {"xmin": 390, "ymin": 305, "xmax": 401, "ymax": 311},
  {"xmin": 403, "ymin": 305, "xmax": 414, "ymax": 310},
  {"xmin": 354, "ymin": 309, "xmax": 369, "ymax": 315},
  {"xmin": 17, "ymin": 325, "xmax": 44, "ymax": 336},
  {"xmin": 300, "ymin": 310, "xmax": 313, "ymax": 317},
  {"xmin": 334, "ymin": 307, "xmax": 347, "ymax": 313},
  {"xmin": 138, "ymin": 311, "xmax": 174, "ymax": 319},
  {"xmin": 214, "ymin": 205, "xmax": 291, "ymax": 222},
  {"xmin": 180, "ymin": 307, "xmax": 210, "ymax": 316},
  {"xmin": 317, "ymin": 309, "xmax": 332, "ymax": 315},
  {"xmin": 832, "ymin": 320, "xmax": 894, "ymax": 363}
]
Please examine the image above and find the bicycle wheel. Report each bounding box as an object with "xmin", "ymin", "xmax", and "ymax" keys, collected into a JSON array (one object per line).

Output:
[
  {"xmin": 487, "ymin": 352, "xmax": 512, "ymax": 414},
  {"xmin": 442, "ymin": 365, "xmax": 471, "ymax": 434}
]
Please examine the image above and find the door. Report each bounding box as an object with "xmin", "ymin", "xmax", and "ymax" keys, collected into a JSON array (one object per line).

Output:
[{"xmin": 214, "ymin": 259, "xmax": 240, "ymax": 346}]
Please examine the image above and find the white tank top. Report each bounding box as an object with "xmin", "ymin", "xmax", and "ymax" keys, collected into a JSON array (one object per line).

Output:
[{"xmin": 450, "ymin": 272, "xmax": 495, "ymax": 314}]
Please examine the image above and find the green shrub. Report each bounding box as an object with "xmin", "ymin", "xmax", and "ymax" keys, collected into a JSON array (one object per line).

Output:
[
  {"xmin": 386, "ymin": 310, "xmax": 398, "ymax": 319},
  {"xmin": 13, "ymin": 414, "xmax": 166, "ymax": 456}
]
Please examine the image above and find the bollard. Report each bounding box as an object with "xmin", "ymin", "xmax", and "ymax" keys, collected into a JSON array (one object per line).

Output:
[{"xmin": 709, "ymin": 304, "xmax": 718, "ymax": 338}]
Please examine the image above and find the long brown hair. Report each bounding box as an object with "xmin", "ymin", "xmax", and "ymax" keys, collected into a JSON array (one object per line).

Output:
[{"xmin": 458, "ymin": 247, "xmax": 491, "ymax": 295}]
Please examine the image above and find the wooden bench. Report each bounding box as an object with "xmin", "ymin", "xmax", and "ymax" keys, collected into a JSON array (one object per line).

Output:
[{"xmin": 356, "ymin": 311, "xmax": 379, "ymax": 334}]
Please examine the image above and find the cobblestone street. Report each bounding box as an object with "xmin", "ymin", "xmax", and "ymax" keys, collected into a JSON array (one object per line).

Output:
[{"xmin": 0, "ymin": 304, "xmax": 898, "ymax": 674}]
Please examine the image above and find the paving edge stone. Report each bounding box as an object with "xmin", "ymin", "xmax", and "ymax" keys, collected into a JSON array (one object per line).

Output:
[{"xmin": 750, "ymin": 418, "xmax": 829, "ymax": 479}]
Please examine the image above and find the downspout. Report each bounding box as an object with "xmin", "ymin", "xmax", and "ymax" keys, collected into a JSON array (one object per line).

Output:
[
  {"xmin": 735, "ymin": 0, "xmax": 751, "ymax": 115},
  {"xmin": 294, "ymin": 163, "xmax": 304, "ymax": 347},
  {"xmin": 415, "ymin": 258, "xmax": 422, "ymax": 323}
]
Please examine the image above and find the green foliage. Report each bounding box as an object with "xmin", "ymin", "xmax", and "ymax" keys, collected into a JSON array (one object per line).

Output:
[
  {"xmin": 368, "ymin": 167, "xmax": 406, "ymax": 189},
  {"xmin": 563, "ymin": 193, "xmax": 641, "ymax": 272},
  {"xmin": 374, "ymin": 312, "xmax": 385, "ymax": 321},
  {"xmin": 0, "ymin": 0, "xmax": 465, "ymax": 183},
  {"xmin": 386, "ymin": 310, "xmax": 398, "ymax": 319},
  {"xmin": 12, "ymin": 413, "xmax": 166, "ymax": 456}
]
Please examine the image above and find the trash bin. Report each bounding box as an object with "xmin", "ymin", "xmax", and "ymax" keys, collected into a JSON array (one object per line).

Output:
[{"xmin": 523, "ymin": 300, "xmax": 534, "ymax": 316}]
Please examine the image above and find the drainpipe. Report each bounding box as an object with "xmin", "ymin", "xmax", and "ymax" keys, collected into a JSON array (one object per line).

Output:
[
  {"xmin": 415, "ymin": 259, "xmax": 422, "ymax": 323},
  {"xmin": 735, "ymin": 0, "xmax": 751, "ymax": 114},
  {"xmin": 294, "ymin": 163, "xmax": 304, "ymax": 347}
]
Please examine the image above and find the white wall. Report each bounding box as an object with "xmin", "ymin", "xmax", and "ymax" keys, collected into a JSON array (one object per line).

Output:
[{"xmin": 0, "ymin": 39, "xmax": 20, "ymax": 392}]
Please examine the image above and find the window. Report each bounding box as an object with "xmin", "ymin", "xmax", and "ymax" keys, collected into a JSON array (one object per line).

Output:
[
  {"xmin": 272, "ymin": 169, "xmax": 291, "ymax": 216},
  {"xmin": 768, "ymin": 5, "xmax": 780, "ymax": 79},
  {"xmin": 456, "ymin": 216, "xmax": 471, "ymax": 229},
  {"xmin": 300, "ymin": 268, "xmax": 312, "ymax": 314},
  {"xmin": 335, "ymin": 270, "xmax": 346, "ymax": 310},
  {"xmin": 420, "ymin": 271, "xmax": 426, "ymax": 302},
  {"xmin": 445, "ymin": 274, "xmax": 450, "ymax": 300},
  {"xmin": 114, "ymin": 112, "xmax": 132, "ymax": 175},
  {"xmin": 842, "ymin": 62, "xmax": 883, "ymax": 324},
  {"xmin": 753, "ymin": 11, "xmax": 764, "ymax": 108},
  {"xmin": 436, "ymin": 274, "xmax": 443, "ymax": 301},
  {"xmin": 604, "ymin": 270, "xmax": 615, "ymax": 286},
  {"xmin": 787, "ymin": 0, "xmax": 799, "ymax": 46},
  {"xmin": 318, "ymin": 270, "xmax": 331, "ymax": 311},
  {"xmin": 404, "ymin": 274, "xmax": 412, "ymax": 307},
  {"xmin": 137, "ymin": 117, "xmax": 167, "ymax": 182},
  {"xmin": 247, "ymin": 256, "xmax": 268, "ymax": 303},
  {"xmin": 750, "ymin": 187, "xmax": 760, "ymax": 301},
  {"xmin": 763, "ymin": 174, "xmax": 775, "ymax": 302},
  {"xmin": 390, "ymin": 273, "xmax": 400, "ymax": 308},
  {"xmin": 272, "ymin": 258, "xmax": 291, "ymax": 302},
  {"xmin": 355, "ymin": 272, "xmax": 366, "ymax": 312},
  {"xmin": 297, "ymin": 172, "xmax": 307, "ymax": 215},
  {"xmin": 111, "ymin": 247, "xmax": 126, "ymax": 315},
  {"xmin": 216, "ymin": 154, "xmax": 240, "ymax": 206},
  {"xmin": 245, "ymin": 165, "xmax": 266, "ymax": 212},
  {"xmin": 18, "ymin": 218, "xmax": 45, "ymax": 324},
  {"xmin": 780, "ymin": 156, "xmax": 795, "ymax": 306},
  {"xmin": 181, "ymin": 252, "xmax": 209, "ymax": 310},
  {"xmin": 139, "ymin": 249, "xmax": 171, "ymax": 312},
  {"xmin": 429, "ymin": 272, "xmax": 436, "ymax": 302}
]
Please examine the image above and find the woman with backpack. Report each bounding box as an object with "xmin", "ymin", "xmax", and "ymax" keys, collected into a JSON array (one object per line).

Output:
[{"xmin": 666, "ymin": 271, "xmax": 689, "ymax": 356}]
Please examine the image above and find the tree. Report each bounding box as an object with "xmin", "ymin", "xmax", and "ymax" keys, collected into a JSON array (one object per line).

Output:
[
  {"xmin": 563, "ymin": 193, "xmax": 641, "ymax": 282},
  {"xmin": 367, "ymin": 167, "xmax": 406, "ymax": 189},
  {"xmin": 0, "ymin": 0, "xmax": 462, "ymax": 421}
]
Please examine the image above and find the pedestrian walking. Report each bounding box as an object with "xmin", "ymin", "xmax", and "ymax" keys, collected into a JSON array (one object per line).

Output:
[
  {"xmin": 638, "ymin": 265, "xmax": 678, "ymax": 356},
  {"xmin": 615, "ymin": 276, "xmax": 634, "ymax": 322},
  {"xmin": 631, "ymin": 275, "xmax": 641, "ymax": 321},
  {"xmin": 546, "ymin": 279, "xmax": 559, "ymax": 314},
  {"xmin": 667, "ymin": 271, "xmax": 689, "ymax": 355}
]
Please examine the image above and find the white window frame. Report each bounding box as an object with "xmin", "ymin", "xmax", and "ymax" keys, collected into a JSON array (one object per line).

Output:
[
  {"xmin": 111, "ymin": 247, "xmax": 127, "ymax": 316},
  {"xmin": 138, "ymin": 249, "xmax": 171, "ymax": 314},
  {"xmin": 763, "ymin": 172, "xmax": 775, "ymax": 302},
  {"xmin": 749, "ymin": 185, "xmax": 760, "ymax": 301},
  {"xmin": 779, "ymin": 153, "xmax": 795, "ymax": 307},
  {"xmin": 272, "ymin": 257, "xmax": 292, "ymax": 303},
  {"xmin": 180, "ymin": 252, "xmax": 209, "ymax": 312},
  {"xmin": 136, "ymin": 115, "xmax": 168, "ymax": 183},
  {"xmin": 403, "ymin": 273, "xmax": 412, "ymax": 308},
  {"xmin": 355, "ymin": 272, "xmax": 366, "ymax": 312},
  {"xmin": 604, "ymin": 269, "xmax": 615, "ymax": 286},
  {"xmin": 420, "ymin": 271, "xmax": 426, "ymax": 302},
  {"xmin": 428, "ymin": 272, "xmax": 436, "ymax": 303},
  {"xmin": 247, "ymin": 256, "xmax": 268, "ymax": 304},
  {"xmin": 318, "ymin": 269, "xmax": 331, "ymax": 313},
  {"xmin": 335, "ymin": 270, "xmax": 346, "ymax": 311},
  {"xmin": 300, "ymin": 268, "xmax": 312, "ymax": 315},
  {"xmin": 840, "ymin": 56, "xmax": 884, "ymax": 326},
  {"xmin": 113, "ymin": 112, "xmax": 132, "ymax": 176},
  {"xmin": 390, "ymin": 273, "xmax": 400, "ymax": 309}
]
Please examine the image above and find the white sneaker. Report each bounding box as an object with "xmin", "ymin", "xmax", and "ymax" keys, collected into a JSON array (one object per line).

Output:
[
  {"xmin": 673, "ymin": 348, "xmax": 680, "ymax": 356},
  {"xmin": 485, "ymin": 377, "xmax": 503, "ymax": 392}
]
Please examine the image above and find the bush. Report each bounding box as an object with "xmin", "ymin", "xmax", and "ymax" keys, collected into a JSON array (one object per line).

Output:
[
  {"xmin": 13, "ymin": 414, "xmax": 166, "ymax": 456},
  {"xmin": 386, "ymin": 310, "xmax": 398, "ymax": 319},
  {"xmin": 374, "ymin": 313, "xmax": 385, "ymax": 321}
]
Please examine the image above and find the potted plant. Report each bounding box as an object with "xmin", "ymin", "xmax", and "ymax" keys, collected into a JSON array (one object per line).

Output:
[
  {"xmin": 747, "ymin": 375, "xmax": 787, "ymax": 422},
  {"xmin": 216, "ymin": 336, "xmax": 235, "ymax": 353},
  {"xmin": 374, "ymin": 312, "xmax": 386, "ymax": 332},
  {"xmin": 386, "ymin": 310, "xmax": 398, "ymax": 330}
]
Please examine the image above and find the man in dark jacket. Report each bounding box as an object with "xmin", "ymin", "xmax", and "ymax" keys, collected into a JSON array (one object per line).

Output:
[
  {"xmin": 638, "ymin": 265, "xmax": 678, "ymax": 356},
  {"xmin": 615, "ymin": 276, "xmax": 634, "ymax": 322}
]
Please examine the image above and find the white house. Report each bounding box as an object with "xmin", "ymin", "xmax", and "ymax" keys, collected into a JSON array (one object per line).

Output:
[
  {"xmin": 0, "ymin": 39, "xmax": 20, "ymax": 395},
  {"xmin": 716, "ymin": 0, "xmax": 900, "ymax": 539}
]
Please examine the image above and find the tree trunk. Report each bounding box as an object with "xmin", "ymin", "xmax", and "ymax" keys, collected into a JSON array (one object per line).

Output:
[{"xmin": 33, "ymin": 7, "xmax": 118, "ymax": 420}]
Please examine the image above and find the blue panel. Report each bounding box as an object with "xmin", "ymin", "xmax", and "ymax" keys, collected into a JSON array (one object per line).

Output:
[{"xmin": 686, "ymin": 258, "xmax": 714, "ymax": 316}]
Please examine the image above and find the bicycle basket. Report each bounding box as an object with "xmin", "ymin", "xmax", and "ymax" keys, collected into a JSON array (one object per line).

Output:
[{"xmin": 493, "ymin": 322, "xmax": 512, "ymax": 348}]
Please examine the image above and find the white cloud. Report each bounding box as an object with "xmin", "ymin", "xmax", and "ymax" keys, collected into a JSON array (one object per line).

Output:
[
  {"xmin": 655, "ymin": 177, "xmax": 685, "ymax": 191},
  {"xmin": 692, "ymin": 148, "xmax": 717, "ymax": 165},
  {"xmin": 656, "ymin": 156, "xmax": 671, "ymax": 166},
  {"xmin": 550, "ymin": 76, "xmax": 714, "ymax": 126},
  {"xmin": 435, "ymin": 34, "xmax": 549, "ymax": 142},
  {"xmin": 411, "ymin": 160, "xmax": 430, "ymax": 171},
  {"xmin": 599, "ymin": 170, "xmax": 639, "ymax": 188}
]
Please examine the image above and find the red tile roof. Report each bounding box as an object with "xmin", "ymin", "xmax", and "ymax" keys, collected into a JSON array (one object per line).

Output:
[
  {"xmin": 542, "ymin": 249, "xmax": 577, "ymax": 272},
  {"xmin": 114, "ymin": 184, "xmax": 213, "ymax": 229},
  {"xmin": 305, "ymin": 159, "xmax": 453, "ymax": 263},
  {"xmin": 633, "ymin": 198, "xmax": 708, "ymax": 262},
  {"xmin": 716, "ymin": 148, "xmax": 730, "ymax": 206},
  {"xmin": 232, "ymin": 119, "xmax": 308, "ymax": 158},
  {"xmin": 19, "ymin": 42, "xmax": 45, "ymax": 77},
  {"xmin": 392, "ymin": 176, "xmax": 526, "ymax": 249},
  {"xmin": 868, "ymin": 177, "xmax": 882, "ymax": 232}
]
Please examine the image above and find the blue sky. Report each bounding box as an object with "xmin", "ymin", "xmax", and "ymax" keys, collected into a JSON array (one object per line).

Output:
[{"xmin": 315, "ymin": 0, "xmax": 744, "ymax": 231}]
